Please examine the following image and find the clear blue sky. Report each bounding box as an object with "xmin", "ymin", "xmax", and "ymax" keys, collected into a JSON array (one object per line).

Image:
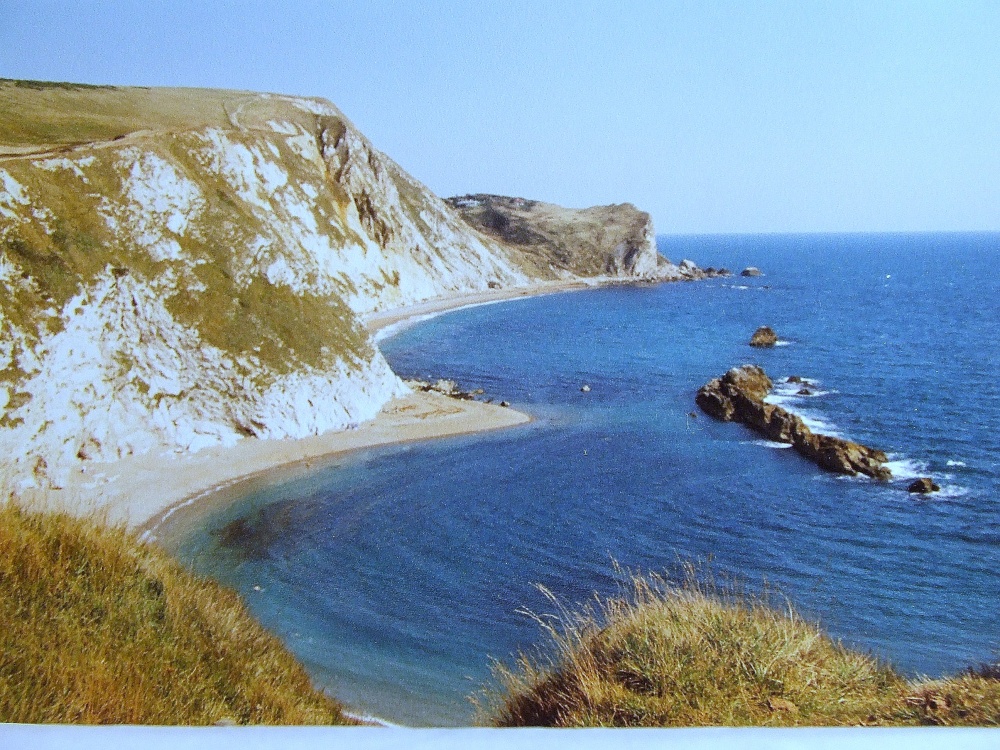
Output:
[{"xmin": 3, "ymin": 1, "xmax": 999, "ymax": 233}]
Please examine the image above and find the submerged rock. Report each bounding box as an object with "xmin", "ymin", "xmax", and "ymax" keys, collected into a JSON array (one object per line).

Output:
[
  {"xmin": 696, "ymin": 364, "xmax": 891, "ymax": 480},
  {"xmin": 908, "ymin": 477, "xmax": 940, "ymax": 494},
  {"xmin": 749, "ymin": 326, "xmax": 778, "ymax": 347}
]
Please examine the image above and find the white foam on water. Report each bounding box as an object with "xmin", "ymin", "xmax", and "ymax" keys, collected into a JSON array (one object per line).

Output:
[
  {"xmin": 770, "ymin": 380, "xmax": 833, "ymax": 400},
  {"xmin": 371, "ymin": 295, "xmax": 540, "ymax": 344},
  {"xmin": 747, "ymin": 439, "xmax": 793, "ymax": 449},
  {"xmin": 795, "ymin": 413, "xmax": 841, "ymax": 436},
  {"xmin": 827, "ymin": 472, "xmax": 867, "ymax": 484},
  {"xmin": 884, "ymin": 456, "xmax": 929, "ymax": 481},
  {"xmin": 774, "ymin": 340, "xmax": 792, "ymax": 346},
  {"xmin": 763, "ymin": 395, "xmax": 842, "ymax": 437},
  {"xmin": 139, "ymin": 477, "xmax": 244, "ymax": 543},
  {"xmin": 947, "ymin": 459, "xmax": 967, "ymax": 467},
  {"xmin": 771, "ymin": 377, "xmax": 820, "ymax": 391},
  {"xmin": 935, "ymin": 484, "xmax": 971, "ymax": 500},
  {"xmin": 372, "ymin": 313, "xmax": 438, "ymax": 344}
]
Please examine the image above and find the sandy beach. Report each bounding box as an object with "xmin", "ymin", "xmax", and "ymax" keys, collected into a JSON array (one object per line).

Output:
[
  {"xmin": 17, "ymin": 282, "xmax": 602, "ymax": 537},
  {"xmin": 364, "ymin": 278, "xmax": 599, "ymax": 338},
  {"xmin": 22, "ymin": 388, "xmax": 531, "ymax": 538}
]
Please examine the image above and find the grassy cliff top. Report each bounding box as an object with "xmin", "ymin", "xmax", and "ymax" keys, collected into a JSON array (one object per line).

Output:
[
  {"xmin": 0, "ymin": 79, "xmax": 332, "ymax": 152},
  {"xmin": 488, "ymin": 571, "xmax": 1000, "ymax": 727}
]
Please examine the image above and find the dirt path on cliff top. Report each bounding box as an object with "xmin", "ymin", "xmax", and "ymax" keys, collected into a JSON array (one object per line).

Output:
[{"xmin": 0, "ymin": 128, "xmax": 164, "ymax": 161}]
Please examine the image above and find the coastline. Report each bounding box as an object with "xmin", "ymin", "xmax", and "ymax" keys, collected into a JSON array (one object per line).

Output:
[
  {"xmin": 19, "ymin": 389, "xmax": 531, "ymax": 538},
  {"xmin": 18, "ymin": 281, "xmax": 606, "ymax": 536},
  {"xmin": 365, "ymin": 278, "xmax": 600, "ymax": 338}
]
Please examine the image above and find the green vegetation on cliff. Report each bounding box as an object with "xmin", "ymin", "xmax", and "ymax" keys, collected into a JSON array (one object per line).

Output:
[
  {"xmin": 0, "ymin": 503, "xmax": 350, "ymax": 724},
  {"xmin": 0, "ymin": 80, "xmax": 254, "ymax": 150},
  {"xmin": 487, "ymin": 571, "xmax": 1000, "ymax": 727}
]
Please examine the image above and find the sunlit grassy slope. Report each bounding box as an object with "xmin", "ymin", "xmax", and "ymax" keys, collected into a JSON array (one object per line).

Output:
[
  {"xmin": 0, "ymin": 503, "xmax": 351, "ymax": 724},
  {"xmin": 0, "ymin": 79, "xmax": 264, "ymax": 150},
  {"xmin": 488, "ymin": 572, "xmax": 1000, "ymax": 727}
]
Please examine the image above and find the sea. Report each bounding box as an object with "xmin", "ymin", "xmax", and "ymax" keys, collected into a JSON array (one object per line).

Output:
[{"xmin": 166, "ymin": 233, "xmax": 1000, "ymax": 726}]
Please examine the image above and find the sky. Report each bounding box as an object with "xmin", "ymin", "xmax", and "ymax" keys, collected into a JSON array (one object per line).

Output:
[{"xmin": 2, "ymin": 1, "xmax": 999, "ymax": 234}]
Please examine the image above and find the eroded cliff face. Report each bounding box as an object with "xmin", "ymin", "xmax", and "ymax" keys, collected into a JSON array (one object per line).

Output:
[
  {"xmin": 0, "ymin": 83, "xmax": 682, "ymax": 497},
  {"xmin": 446, "ymin": 194, "xmax": 662, "ymax": 279}
]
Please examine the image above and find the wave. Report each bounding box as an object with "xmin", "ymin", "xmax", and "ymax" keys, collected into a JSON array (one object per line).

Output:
[
  {"xmin": 884, "ymin": 456, "xmax": 929, "ymax": 481},
  {"xmin": 935, "ymin": 484, "xmax": 971, "ymax": 500},
  {"xmin": 762, "ymin": 395, "xmax": 842, "ymax": 437},
  {"xmin": 770, "ymin": 383, "xmax": 833, "ymax": 399},
  {"xmin": 746, "ymin": 439, "xmax": 793, "ymax": 449},
  {"xmin": 372, "ymin": 313, "xmax": 439, "ymax": 343},
  {"xmin": 882, "ymin": 457, "xmax": 969, "ymax": 499}
]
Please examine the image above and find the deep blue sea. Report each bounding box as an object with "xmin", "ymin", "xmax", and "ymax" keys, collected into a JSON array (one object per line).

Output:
[{"xmin": 168, "ymin": 233, "xmax": 1000, "ymax": 726}]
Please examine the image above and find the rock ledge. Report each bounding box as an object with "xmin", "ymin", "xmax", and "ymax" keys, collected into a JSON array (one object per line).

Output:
[{"xmin": 696, "ymin": 365, "xmax": 891, "ymax": 480}]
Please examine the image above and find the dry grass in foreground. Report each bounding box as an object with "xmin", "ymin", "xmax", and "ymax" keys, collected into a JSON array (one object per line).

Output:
[
  {"xmin": 486, "ymin": 570, "xmax": 1000, "ymax": 727},
  {"xmin": 0, "ymin": 503, "xmax": 351, "ymax": 725}
]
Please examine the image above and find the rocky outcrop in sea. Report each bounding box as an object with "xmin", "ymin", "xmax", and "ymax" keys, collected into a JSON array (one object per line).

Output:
[
  {"xmin": 749, "ymin": 326, "xmax": 778, "ymax": 347},
  {"xmin": 696, "ymin": 365, "xmax": 891, "ymax": 480}
]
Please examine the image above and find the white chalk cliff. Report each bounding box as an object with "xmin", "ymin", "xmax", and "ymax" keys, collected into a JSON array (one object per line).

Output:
[{"xmin": 0, "ymin": 82, "xmax": 685, "ymax": 497}]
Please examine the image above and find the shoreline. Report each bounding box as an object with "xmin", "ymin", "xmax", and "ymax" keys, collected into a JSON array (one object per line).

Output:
[
  {"xmin": 364, "ymin": 277, "xmax": 602, "ymax": 339},
  {"xmin": 137, "ymin": 390, "xmax": 532, "ymax": 542},
  {"xmin": 21, "ymin": 281, "xmax": 607, "ymax": 537}
]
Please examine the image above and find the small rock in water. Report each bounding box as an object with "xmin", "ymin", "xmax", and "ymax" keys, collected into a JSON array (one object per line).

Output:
[
  {"xmin": 749, "ymin": 326, "xmax": 778, "ymax": 347},
  {"xmin": 741, "ymin": 266, "xmax": 763, "ymax": 277},
  {"xmin": 797, "ymin": 388, "xmax": 813, "ymax": 396},
  {"xmin": 908, "ymin": 477, "xmax": 940, "ymax": 494},
  {"xmin": 787, "ymin": 375, "xmax": 805, "ymax": 384},
  {"xmin": 580, "ymin": 384, "xmax": 591, "ymax": 392},
  {"xmin": 499, "ymin": 401, "xmax": 510, "ymax": 408}
]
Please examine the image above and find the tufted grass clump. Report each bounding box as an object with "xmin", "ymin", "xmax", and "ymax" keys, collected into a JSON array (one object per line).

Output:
[
  {"xmin": 486, "ymin": 569, "xmax": 1000, "ymax": 727},
  {"xmin": 487, "ymin": 570, "xmax": 903, "ymax": 727},
  {"xmin": 0, "ymin": 503, "xmax": 352, "ymax": 725}
]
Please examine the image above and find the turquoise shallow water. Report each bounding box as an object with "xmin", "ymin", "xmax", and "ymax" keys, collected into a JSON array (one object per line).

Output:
[{"xmin": 169, "ymin": 232, "xmax": 1000, "ymax": 725}]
